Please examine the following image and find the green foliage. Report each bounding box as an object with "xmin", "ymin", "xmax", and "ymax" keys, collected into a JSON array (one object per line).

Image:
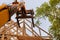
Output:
[
  {"xmin": 35, "ymin": 0, "xmax": 60, "ymax": 40},
  {"xmin": 50, "ymin": 18, "xmax": 60, "ymax": 40},
  {"xmin": 36, "ymin": 2, "xmax": 51, "ymax": 17},
  {"xmin": 49, "ymin": 0, "xmax": 60, "ymax": 7}
]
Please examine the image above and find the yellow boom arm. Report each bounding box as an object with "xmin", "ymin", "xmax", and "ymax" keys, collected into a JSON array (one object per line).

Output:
[{"xmin": 0, "ymin": 4, "xmax": 9, "ymax": 27}]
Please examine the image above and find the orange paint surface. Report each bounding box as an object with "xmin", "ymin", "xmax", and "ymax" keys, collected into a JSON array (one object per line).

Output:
[{"xmin": 0, "ymin": 9, "xmax": 9, "ymax": 27}]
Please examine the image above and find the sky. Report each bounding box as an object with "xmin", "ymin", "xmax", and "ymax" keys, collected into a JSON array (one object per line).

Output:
[{"xmin": 0, "ymin": 0, "xmax": 51, "ymax": 36}]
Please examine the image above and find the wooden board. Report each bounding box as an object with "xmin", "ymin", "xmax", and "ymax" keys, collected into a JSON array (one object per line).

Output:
[
  {"xmin": 17, "ymin": 36, "xmax": 43, "ymax": 40},
  {"xmin": 0, "ymin": 9, "xmax": 9, "ymax": 27}
]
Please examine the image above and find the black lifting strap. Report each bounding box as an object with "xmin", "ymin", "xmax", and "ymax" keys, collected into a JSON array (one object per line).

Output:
[
  {"xmin": 32, "ymin": 18, "xmax": 34, "ymax": 27},
  {"xmin": 31, "ymin": 10, "xmax": 34, "ymax": 27},
  {"xmin": 16, "ymin": 12, "xmax": 21, "ymax": 28}
]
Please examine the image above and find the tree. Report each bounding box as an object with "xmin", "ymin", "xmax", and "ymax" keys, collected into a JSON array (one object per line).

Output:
[{"xmin": 35, "ymin": 0, "xmax": 60, "ymax": 40}]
